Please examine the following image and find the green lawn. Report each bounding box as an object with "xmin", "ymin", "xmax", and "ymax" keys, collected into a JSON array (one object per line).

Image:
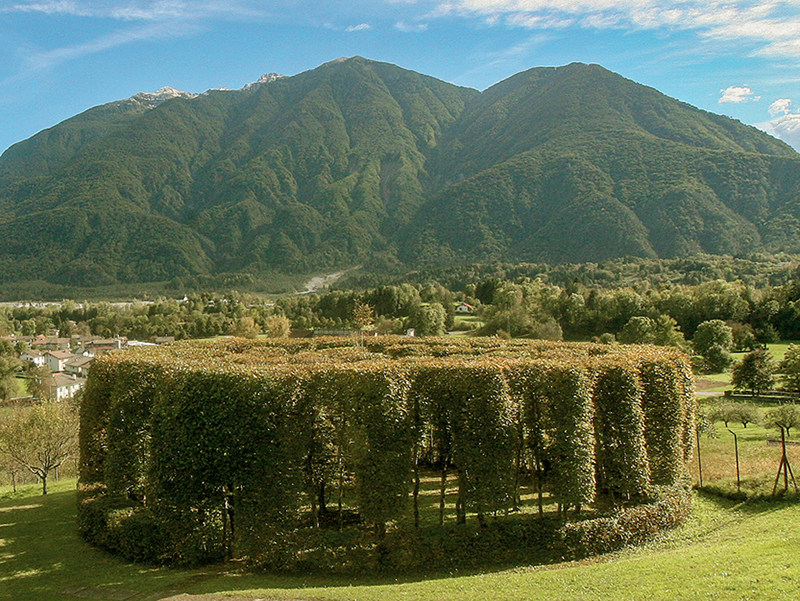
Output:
[{"xmin": 1, "ymin": 480, "xmax": 799, "ymax": 601}]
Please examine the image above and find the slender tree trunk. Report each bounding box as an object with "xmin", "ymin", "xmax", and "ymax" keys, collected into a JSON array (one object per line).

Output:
[
  {"xmin": 337, "ymin": 442, "xmax": 345, "ymax": 531},
  {"xmin": 311, "ymin": 492, "xmax": 319, "ymax": 528},
  {"xmin": 534, "ymin": 453, "xmax": 543, "ymax": 517},
  {"xmin": 413, "ymin": 448, "xmax": 420, "ymax": 528},
  {"xmin": 317, "ymin": 480, "xmax": 327, "ymax": 514},
  {"xmin": 513, "ymin": 440, "xmax": 522, "ymax": 512},
  {"xmin": 224, "ymin": 484, "xmax": 235, "ymax": 559},
  {"xmin": 456, "ymin": 469, "xmax": 466, "ymax": 525},
  {"xmin": 438, "ymin": 462, "xmax": 448, "ymax": 525}
]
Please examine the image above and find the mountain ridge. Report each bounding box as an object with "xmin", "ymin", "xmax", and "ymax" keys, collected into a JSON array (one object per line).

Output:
[{"xmin": 1, "ymin": 57, "xmax": 799, "ymax": 287}]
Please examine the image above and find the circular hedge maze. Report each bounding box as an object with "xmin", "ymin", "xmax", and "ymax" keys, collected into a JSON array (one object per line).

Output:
[{"xmin": 78, "ymin": 337, "xmax": 695, "ymax": 572}]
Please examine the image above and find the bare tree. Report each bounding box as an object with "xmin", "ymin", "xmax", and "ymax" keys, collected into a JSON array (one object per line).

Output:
[{"xmin": 0, "ymin": 401, "xmax": 78, "ymax": 494}]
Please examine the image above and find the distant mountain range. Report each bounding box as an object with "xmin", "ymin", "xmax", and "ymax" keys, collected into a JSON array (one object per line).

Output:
[{"xmin": 1, "ymin": 56, "xmax": 799, "ymax": 287}]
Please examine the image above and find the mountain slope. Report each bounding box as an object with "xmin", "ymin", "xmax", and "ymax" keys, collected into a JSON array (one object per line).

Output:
[
  {"xmin": 1, "ymin": 58, "xmax": 799, "ymax": 286},
  {"xmin": 402, "ymin": 63, "xmax": 800, "ymax": 265}
]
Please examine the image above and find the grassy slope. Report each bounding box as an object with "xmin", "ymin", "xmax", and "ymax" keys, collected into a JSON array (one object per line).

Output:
[{"xmin": 1, "ymin": 480, "xmax": 799, "ymax": 600}]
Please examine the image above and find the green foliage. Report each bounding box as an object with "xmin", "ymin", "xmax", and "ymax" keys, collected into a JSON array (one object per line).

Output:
[
  {"xmin": 779, "ymin": 343, "xmax": 800, "ymax": 392},
  {"xmin": 731, "ymin": 348, "xmax": 777, "ymax": 396},
  {"xmin": 0, "ymin": 355, "xmax": 20, "ymax": 400},
  {"xmin": 693, "ymin": 320, "xmax": 734, "ymax": 372},
  {"xmin": 560, "ymin": 486, "xmax": 691, "ymax": 559},
  {"xmin": 763, "ymin": 403, "xmax": 800, "ymax": 437},
  {"xmin": 411, "ymin": 303, "xmax": 447, "ymax": 336},
  {"xmin": 640, "ymin": 359, "xmax": 690, "ymax": 485},
  {"xmin": 592, "ymin": 363, "xmax": 650, "ymax": 498},
  {"xmin": 710, "ymin": 401, "xmax": 759, "ymax": 428},
  {"xmin": 693, "ymin": 320, "xmax": 734, "ymax": 356},
  {"xmin": 78, "ymin": 337, "xmax": 695, "ymax": 568},
  {"xmin": 0, "ymin": 400, "xmax": 79, "ymax": 494}
]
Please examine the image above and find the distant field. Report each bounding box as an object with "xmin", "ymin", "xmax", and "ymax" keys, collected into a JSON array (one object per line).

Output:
[
  {"xmin": 693, "ymin": 342, "xmax": 800, "ymax": 497},
  {"xmin": 1, "ymin": 481, "xmax": 798, "ymax": 601},
  {"xmin": 693, "ymin": 409, "xmax": 800, "ymax": 497}
]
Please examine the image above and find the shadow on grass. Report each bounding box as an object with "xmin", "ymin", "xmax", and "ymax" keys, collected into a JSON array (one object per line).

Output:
[
  {"xmin": 694, "ymin": 487, "xmax": 799, "ymax": 517},
  {"xmin": 6, "ymin": 485, "xmax": 779, "ymax": 601},
  {"xmin": 0, "ymin": 485, "xmax": 576, "ymax": 600}
]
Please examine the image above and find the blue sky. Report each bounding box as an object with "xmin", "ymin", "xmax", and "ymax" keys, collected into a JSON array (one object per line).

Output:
[{"xmin": 3, "ymin": 0, "xmax": 800, "ymax": 155}]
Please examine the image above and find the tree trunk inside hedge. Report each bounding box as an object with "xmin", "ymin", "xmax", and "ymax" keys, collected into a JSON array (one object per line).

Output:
[
  {"xmin": 438, "ymin": 465, "xmax": 448, "ymax": 525},
  {"xmin": 413, "ymin": 450, "xmax": 420, "ymax": 528},
  {"xmin": 456, "ymin": 470, "xmax": 466, "ymax": 525}
]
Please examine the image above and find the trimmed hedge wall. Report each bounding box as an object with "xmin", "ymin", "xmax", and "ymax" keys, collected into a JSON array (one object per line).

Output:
[{"xmin": 78, "ymin": 337, "xmax": 695, "ymax": 568}]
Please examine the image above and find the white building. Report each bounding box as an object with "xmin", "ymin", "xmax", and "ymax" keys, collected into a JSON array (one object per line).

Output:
[
  {"xmin": 20, "ymin": 349, "xmax": 46, "ymax": 367},
  {"xmin": 46, "ymin": 373, "xmax": 85, "ymax": 402},
  {"xmin": 45, "ymin": 350, "xmax": 75, "ymax": 373},
  {"xmin": 63, "ymin": 355, "xmax": 94, "ymax": 377}
]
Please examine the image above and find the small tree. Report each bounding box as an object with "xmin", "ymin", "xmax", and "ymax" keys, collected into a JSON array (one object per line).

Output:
[
  {"xmin": 704, "ymin": 344, "xmax": 734, "ymax": 373},
  {"xmin": 617, "ymin": 316, "xmax": 655, "ymax": 344},
  {"xmin": 0, "ymin": 355, "xmax": 20, "ymax": 401},
  {"xmin": 229, "ymin": 316, "xmax": 261, "ymax": 339},
  {"xmin": 263, "ymin": 315, "xmax": 291, "ymax": 338},
  {"xmin": 413, "ymin": 303, "xmax": 447, "ymax": 337},
  {"xmin": 764, "ymin": 404, "xmax": 800, "ymax": 438},
  {"xmin": 28, "ymin": 365, "xmax": 52, "ymax": 401},
  {"xmin": 732, "ymin": 403, "xmax": 759, "ymax": 428},
  {"xmin": 352, "ymin": 302, "xmax": 374, "ymax": 331},
  {"xmin": 694, "ymin": 320, "xmax": 734, "ymax": 372},
  {"xmin": 710, "ymin": 402, "xmax": 738, "ymax": 428},
  {"xmin": 729, "ymin": 322, "xmax": 756, "ymax": 352},
  {"xmin": 0, "ymin": 401, "xmax": 79, "ymax": 494},
  {"xmin": 731, "ymin": 348, "xmax": 776, "ymax": 397}
]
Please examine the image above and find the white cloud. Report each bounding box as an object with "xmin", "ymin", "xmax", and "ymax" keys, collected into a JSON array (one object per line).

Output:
[
  {"xmin": 395, "ymin": 20, "xmax": 429, "ymax": 32},
  {"xmin": 3, "ymin": 19, "xmax": 199, "ymax": 85},
  {"xmin": 758, "ymin": 112, "xmax": 800, "ymax": 152},
  {"xmin": 416, "ymin": 1, "xmax": 800, "ymax": 60},
  {"xmin": 1, "ymin": 1, "xmax": 82, "ymax": 15},
  {"xmin": 345, "ymin": 23, "xmax": 371, "ymax": 31},
  {"xmin": 5, "ymin": 0, "xmax": 800, "ymax": 62},
  {"xmin": 719, "ymin": 85, "xmax": 760, "ymax": 103},
  {"xmin": 770, "ymin": 98, "xmax": 793, "ymax": 116}
]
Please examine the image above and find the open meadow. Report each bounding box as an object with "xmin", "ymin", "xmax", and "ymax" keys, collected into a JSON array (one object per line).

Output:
[{"xmin": 0, "ymin": 478, "xmax": 798, "ymax": 601}]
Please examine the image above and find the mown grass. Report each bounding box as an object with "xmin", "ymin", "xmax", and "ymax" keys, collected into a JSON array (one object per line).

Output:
[{"xmin": 1, "ymin": 480, "xmax": 798, "ymax": 601}]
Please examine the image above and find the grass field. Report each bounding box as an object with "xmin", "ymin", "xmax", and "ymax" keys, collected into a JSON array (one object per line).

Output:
[
  {"xmin": 0, "ymin": 479, "xmax": 798, "ymax": 601},
  {"xmin": 693, "ymin": 341, "xmax": 800, "ymax": 497}
]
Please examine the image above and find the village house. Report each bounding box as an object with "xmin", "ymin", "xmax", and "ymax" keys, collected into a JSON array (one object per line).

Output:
[
  {"xmin": 20, "ymin": 349, "xmax": 46, "ymax": 367},
  {"xmin": 63, "ymin": 355, "xmax": 94, "ymax": 377},
  {"xmin": 86, "ymin": 337, "xmax": 126, "ymax": 354},
  {"xmin": 46, "ymin": 373, "xmax": 85, "ymax": 402},
  {"xmin": 45, "ymin": 350, "xmax": 75, "ymax": 373},
  {"xmin": 30, "ymin": 335, "xmax": 71, "ymax": 351}
]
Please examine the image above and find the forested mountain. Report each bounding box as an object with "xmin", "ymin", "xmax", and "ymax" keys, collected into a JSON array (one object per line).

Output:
[{"xmin": 2, "ymin": 57, "xmax": 800, "ymax": 287}]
